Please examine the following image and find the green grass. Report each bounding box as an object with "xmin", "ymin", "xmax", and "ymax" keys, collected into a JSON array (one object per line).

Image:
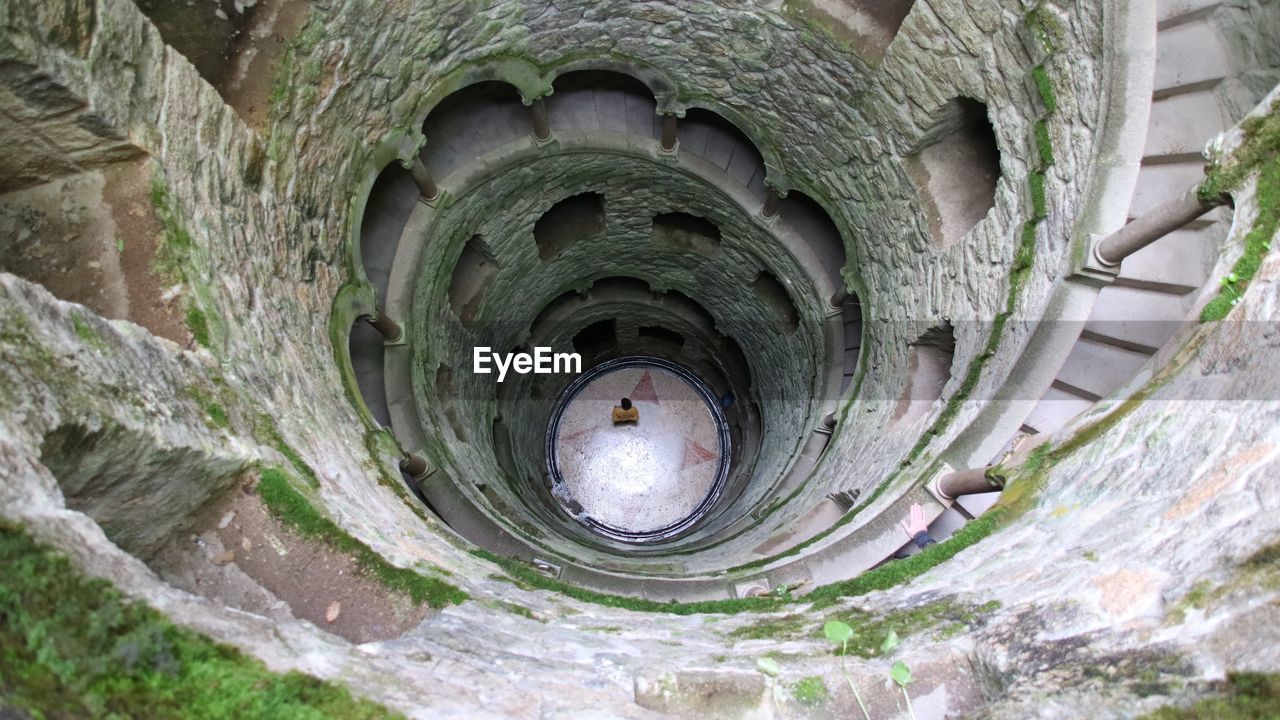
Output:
[
  {"xmin": 1141, "ymin": 673, "xmax": 1280, "ymax": 719},
  {"xmin": 0, "ymin": 522, "xmax": 400, "ymax": 719},
  {"xmin": 257, "ymin": 469, "xmax": 467, "ymax": 608}
]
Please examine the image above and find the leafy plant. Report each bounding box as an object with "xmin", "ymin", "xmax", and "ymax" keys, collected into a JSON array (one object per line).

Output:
[
  {"xmin": 881, "ymin": 629, "xmax": 900, "ymax": 653},
  {"xmin": 891, "ymin": 661, "xmax": 916, "ymax": 720},
  {"xmin": 824, "ymin": 620, "xmax": 871, "ymax": 720},
  {"xmin": 757, "ymin": 657, "xmax": 782, "ymax": 677}
]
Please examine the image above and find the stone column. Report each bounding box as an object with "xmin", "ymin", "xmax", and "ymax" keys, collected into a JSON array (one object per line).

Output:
[
  {"xmin": 530, "ymin": 98, "xmax": 552, "ymax": 142},
  {"xmin": 1094, "ymin": 185, "xmax": 1228, "ymax": 266},
  {"xmin": 409, "ymin": 157, "xmax": 439, "ymax": 201},
  {"xmin": 829, "ymin": 287, "xmax": 849, "ymax": 310},
  {"xmin": 936, "ymin": 467, "xmax": 1005, "ymax": 500},
  {"xmin": 760, "ymin": 189, "xmax": 782, "ymax": 219},
  {"xmin": 364, "ymin": 312, "xmax": 403, "ymax": 343},
  {"xmin": 660, "ymin": 113, "xmax": 679, "ymax": 152},
  {"xmin": 401, "ymin": 454, "xmax": 433, "ymax": 482}
]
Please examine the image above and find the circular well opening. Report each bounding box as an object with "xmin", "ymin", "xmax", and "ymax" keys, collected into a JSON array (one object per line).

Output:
[{"xmin": 545, "ymin": 357, "xmax": 732, "ymax": 543}]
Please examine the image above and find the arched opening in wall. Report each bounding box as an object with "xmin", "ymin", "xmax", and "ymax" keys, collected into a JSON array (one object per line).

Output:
[
  {"xmin": 133, "ymin": 0, "xmax": 310, "ymax": 128},
  {"xmin": 448, "ymin": 235, "xmax": 500, "ymax": 328},
  {"xmin": 39, "ymin": 421, "xmax": 249, "ymax": 559},
  {"xmin": 751, "ymin": 271, "xmax": 800, "ymax": 334},
  {"xmin": 420, "ymin": 81, "xmax": 528, "ymax": 180},
  {"xmin": 778, "ymin": 191, "xmax": 846, "ymax": 289},
  {"xmin": 548, "ymin": 70, "xmax": 659, "ymax": 138},
  {"xmin": 652, "ymin": 212, "xmax": 722, "ymax": 255},
  {"xmin": 0, "ymin": 153, "xmax": 191, "ymax": 346},
  {"xmin": 679, "ymin": 109, "xmax": 768, "ymax": 198},
  {"xmin": 841, "ymin": 293, "xmax": 864, "ymax": 394},
  {"xmin": 492, "ymin": 416, "xmax": 517, "ymax": 479},
  {"xmin": 660, "ymin": 289, "xmax": 720, "ymax": 333},
  {"xmin": 435, "ymin": 365, "xmax": 468, "ymax": 441},
  {"xmin": 906, "ymin": 98, "xmax": 1001, "ymax": 248},
  {"xmin": 793, "ymin": 0, "xmax": 919, "ymax": 63},
  {"xmin": 531, "ymin": 290, "xmax": 588, "ymax": 335},
  {"xmin": 639, "ymin": 325, "xmax": 685, "ymax": 349},
  {"xmin": 348, "ymin": 319, "xmax": 391, "ymax": 427},
  {"xmin": 572, "ymin": 319, "xmax": 618, "ymax": 360},
  {"xmin": 586, "ymin": 276, "xmax": 655, "ymax": 300},
  {"xmin": 360, "ymin": 162, "xmax": 418, "ymax": 302},
  {"xmin": 892, "ymin": 322, "xmax": 956, "ymax": 427},
  {"xmin": 534, "ymin": 192, "xmax": 606, "ymax": 261}
]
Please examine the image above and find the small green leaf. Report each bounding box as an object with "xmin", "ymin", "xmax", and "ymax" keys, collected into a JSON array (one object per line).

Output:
[
  {"xmin": 757, "ymin": 657, "xmax": 782, "ymax": 677},
  {"xmin": 116, "ymin": 237, "xmax": 125, "ymax": 253},
  {"xmin": 891, "ymin": 661, "xmax": 912, "ymax": 687},
  {"xmin": 880, "ymin": 629, "xmax": 900, "ymax": 653},
  {"xmin": 1228, "ymin": 272, "xmax": 1239, "ymax": 283},
  {"xmin": 824, "ymin": 621, "xmax": 854, "ymax": 645}
]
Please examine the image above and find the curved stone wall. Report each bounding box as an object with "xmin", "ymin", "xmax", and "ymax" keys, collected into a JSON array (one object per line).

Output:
[{"xmin": 2, "ymin": 0, "xmax": 1279, "ymax": 717}]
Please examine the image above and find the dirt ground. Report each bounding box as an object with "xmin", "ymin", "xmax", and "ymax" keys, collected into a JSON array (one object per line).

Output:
[{"xmin": 149, "ymin": 477, "xmax": 432, "ymax": 644}]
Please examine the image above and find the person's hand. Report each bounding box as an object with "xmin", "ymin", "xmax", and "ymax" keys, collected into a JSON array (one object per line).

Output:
[{"xmin": 900, "ymin": 502, "xmax": 928, "ymax": 538}]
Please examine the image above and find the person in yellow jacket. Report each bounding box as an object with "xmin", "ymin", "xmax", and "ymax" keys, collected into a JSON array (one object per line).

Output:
[{"xmin": 611, "ymin": 397, "xmax": 639, "ymax": 423}]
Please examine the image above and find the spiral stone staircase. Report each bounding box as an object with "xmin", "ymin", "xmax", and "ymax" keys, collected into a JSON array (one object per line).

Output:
[{"xmin": 1, "ymin": 0, "xmax": 1278, "ymax": 718}]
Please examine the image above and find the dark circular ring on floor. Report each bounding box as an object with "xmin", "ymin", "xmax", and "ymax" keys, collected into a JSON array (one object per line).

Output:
[{"xmin": 545, "ymin": 356, "xmax": 732, "ymax": 544}]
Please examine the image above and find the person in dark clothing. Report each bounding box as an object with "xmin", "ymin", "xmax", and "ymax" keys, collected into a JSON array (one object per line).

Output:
[{"xmin": 612, "ymin": 397, "xmax": 639, "ymax": 423}]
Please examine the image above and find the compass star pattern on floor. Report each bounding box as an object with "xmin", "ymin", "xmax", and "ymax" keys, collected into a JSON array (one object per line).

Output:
[{"xmin": 553, "ymin": 365, "xmax": 724, "ymax": 534}]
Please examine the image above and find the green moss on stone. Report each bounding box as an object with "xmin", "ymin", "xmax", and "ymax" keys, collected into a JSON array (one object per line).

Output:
[
  {"xmin": 1200, "ymin": 154, "xmax": 1278, "ymax": 322},
  {"xmin": 149, "ymin": 179, "xmax": 196, "ymax": 280},
  {"xmin": 472, "ymin": 549, "xmax": 784, "ymax": 615},
  {"xmin": 72, "ymin": 314, "xmax": 106, "ymax": 349},
  {"xmin": 791, "ymin": 676, "xmax": 828, "ymax": 706},
  {"xmin": 1198, "ymin": 99, "xmax": 1279, "ymax": 321},
  {"xmin": 257, "ymin": 469, "xmax": 467, "ymax": 608},
  {"xmin": 1032, "ymin": 66, "xmax": 1057, "ymax": 115},
  {"xmin": 1141, "ymin": 673, "xmax": 1280, "ymax": 719},
  {"xmin": 1034, "ymin": 120, "xmax": 1054, "ymax": 167},
  {"xmin": 185, "ymin": 305, "xmax": 212, "ymax": 348},
  {"xmin": 253, "ymin": 416, "xmax": 321, "ymax": 488},
  {"xmin": 727, "ymin": 613, "xmax": 811, "ymax": 640},
  {"xmin": 189, "ymin": 388, "xmax": 231, "ymax": 430},
  {"xmin": 1029, "ymin": 172, "xmax": 1048, "ymax": 219},
  {"xmin": 0, "ymin": 522, "xmax": 400, "ymax": 719},
  {"xmin": 1025, "ymin": 5, "xmax": 1066, "ymax": 53}
]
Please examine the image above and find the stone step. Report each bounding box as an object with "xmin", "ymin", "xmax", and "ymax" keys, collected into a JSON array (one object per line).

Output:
[
  {"xmin": 1022, "ymin": 384, "xmax": 1096, "ymax": 436},
  {"xmin": 1083, "ymin": 284, "xmax": 1196, "ymax": 354},
  {"xmin": 423, "ymin": 96, "xmax": 529, "ymax": 179},
  {"xmin": 1153, "ymin": 18, "xmax": 1228, "ymax": 97},
  {"xmin": 548, "ymin": 88, "xmax": 601, "ymax": 131},
  {"xmin": 1053, "ymin": 336, "xmax": 1151, "ymax": 402},
  {"xmin": 592, "ymin": 88, "xmax": 630, "ymax": 133},
  {"xmin": 624, "ymin": 93, "xmax": 660, "ymax": 140},
  {"xmin": 1128, "ymin": 159, "xmax": 1209, "ymax": 217},
  {"xmin": 1143, "ymin": 88, "xmax": 1228, "ymax": 160},
  {"xmin": 1157, "ymin": 0, "xmax": 1221, "ymax": 27}
]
